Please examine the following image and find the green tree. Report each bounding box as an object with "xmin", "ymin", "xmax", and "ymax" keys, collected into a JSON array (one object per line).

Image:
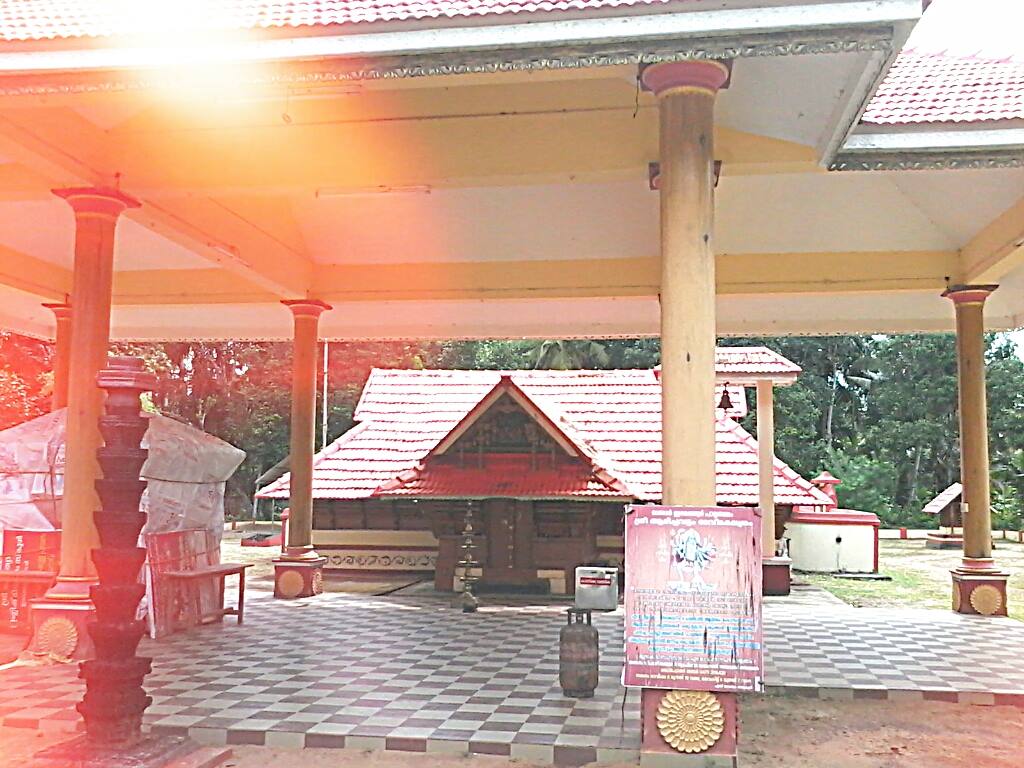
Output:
[{"xmin": 0, "ymin": 332, "xmax": 53, "ymax": 429}]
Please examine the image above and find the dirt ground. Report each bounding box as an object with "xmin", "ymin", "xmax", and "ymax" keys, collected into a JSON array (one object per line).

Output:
[
  {"xmin": 805, "ymin": 537, "xmax": 1024, "ymax": 620},
  {"xmin": 2, "ymin": 697, "xmax": 1021, "ymax": 767}
]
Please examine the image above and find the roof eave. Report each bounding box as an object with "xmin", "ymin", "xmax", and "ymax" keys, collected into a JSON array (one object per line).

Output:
[
  {"xmin": 0, "ymin": 1, "xmax": 921, "ymax": 92},
  {"xmin": 832, "ymin": 127, "xmax": 1024, "ymax": 170}
]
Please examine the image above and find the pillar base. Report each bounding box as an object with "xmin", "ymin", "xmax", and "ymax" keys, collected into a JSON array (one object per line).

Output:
[
  {"xmin": 640, "ymin": 688, "xmax": 737, "ymax": 766},
  {"xmin": 762, "ymin": 556, "xmax": 792, "ymax": 596},
  {"xmin": 951, "ymin": 567, "xmax": 1009, "ymax": 616},
  {"xmin": 926, "ymin": 532, "xmax": 963, "ymax": 549},
  {"xmin": 273, "ymin": 557, "xmax": 326, "ymax": 599},
  {"xmin": 25, "ymin": 598, "xmax": 95, "ymax": 661}
]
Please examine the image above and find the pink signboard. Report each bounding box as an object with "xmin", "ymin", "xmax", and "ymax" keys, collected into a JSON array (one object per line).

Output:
[
  {"xmin": 1, "ymin": 529, "xmax": 60, "ymax": 632},
  {"xmin": 623, "ymin": 505, "xmax": 763, "ymax": 692}
]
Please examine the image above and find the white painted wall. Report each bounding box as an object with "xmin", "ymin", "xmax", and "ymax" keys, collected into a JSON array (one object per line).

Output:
[{"xmin": 785, "ymin": 522, "xmax": 876, "ymax": 573}]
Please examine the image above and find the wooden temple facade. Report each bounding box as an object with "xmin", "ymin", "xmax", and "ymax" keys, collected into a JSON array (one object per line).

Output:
[{"xmin": 258, "ymin": 350, "xmax": 830, "ymax": 594}]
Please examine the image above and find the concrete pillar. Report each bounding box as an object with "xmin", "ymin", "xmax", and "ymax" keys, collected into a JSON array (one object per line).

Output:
[
  {"xmin": 641, "ymin": 59, "xmax": 735, "ymax": 766},
  {"xmin": 43, "ymin": 302, "xmax": 72, "ymax": 411},
  {"xmin": 273, "ymin": 299, "xmax": 331, "ymax": 599},
  {"xmin": 29, "ymin": 188, "xmax": 139, "ymax": 661},
  {"xmin": 944, "ymin": 285, "xmax": 1009, "ymax": 616}
]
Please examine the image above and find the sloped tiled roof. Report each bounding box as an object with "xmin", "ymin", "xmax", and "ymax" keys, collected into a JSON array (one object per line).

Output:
[
  {"xmin": 0, "ymin": 0, "xmax": 698, "ymax": 41},
  {"xmin": 922, "ymin": 481, "xmax": 962, "ymax": 515},
  {"xmin": 379, "ymin": 453, "xmax": 625, "ymax": 498},
  {"xmin": 711, "ymin": 346, "xmax": 801, "ymax": 380},
  {"xmin": 862, "ymin": 50, "xmax": 1024, "ymax": 124},
  {"xmin": 258, "ymin": 364, "xmax": 831, "ymax": 507}
]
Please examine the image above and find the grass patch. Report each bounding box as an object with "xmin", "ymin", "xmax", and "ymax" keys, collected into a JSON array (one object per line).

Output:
[
  {"xmin": 804, "ymin": 538, "xmax": 1024, "ymax": 620},
  {"xmin": 802, "ymin": 568, "xmax": 949, "ymax": 611}
]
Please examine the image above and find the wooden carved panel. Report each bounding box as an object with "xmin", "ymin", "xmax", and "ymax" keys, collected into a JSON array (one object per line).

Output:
[{"xmin": 451, "ymin": 394, "xmax": 559, "ymax": 456}]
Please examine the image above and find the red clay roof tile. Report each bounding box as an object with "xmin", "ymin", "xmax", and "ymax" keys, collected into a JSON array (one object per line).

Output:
[
  {"xmin": 259, "ymin": 362, "xmax": 831, "ymax": 507},
  {"xmin": 862, "ymin": 50, "xmax": 1024, "ymax": 124}
]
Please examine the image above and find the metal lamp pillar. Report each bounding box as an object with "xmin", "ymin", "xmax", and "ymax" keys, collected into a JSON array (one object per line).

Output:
[
  {"xmin": 29, "ymin": 188, "xmax": 140, "ymax": 661},
  {"xmin": 43, "ymin": 302, "xmax": 73, "ymax": 411},
  {"xmin": 944, "ymin": 285, "xmax": 1009, "ymax": 616},
  {"xmin": 642, "ymin": 59, "xmax": 739, "ymax": 765},
  {"xmin": 274, "ymin": 299, "xmax": 331, "ymax": 599}
]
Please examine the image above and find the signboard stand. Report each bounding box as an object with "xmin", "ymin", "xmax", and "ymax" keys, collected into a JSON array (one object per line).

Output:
[{"xmin": 623, "ymin": 505, "xmax": 762, "ymax": 766}]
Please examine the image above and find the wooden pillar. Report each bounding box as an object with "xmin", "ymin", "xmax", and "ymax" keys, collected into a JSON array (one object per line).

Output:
[
  {"xmin": 758, "ymin": 379, "xmax": 790, "ymax": 595},
  {"xmin": 757, "ymin": 380, "xmax": 776, "ymax": 551},
  {"xmin": 29, "ymin": 188, "xmax": 139, "ymax": 661},
  {"xmin": 274, "ymin": 299, "xmax": 331, "ymax": 599},
  {"xmin": 944, "ymin": 285, "xmax": 1009, "ymax": 616},
  {"xmin": 647, "ymin": 60, "xmax": 727, "ymax": 508},
  {"xmin": 641, "ymin": 59, "xmax": 737, "ymax": 766},
  {"xmin": 43, "ymin": 302, "xmax": 72, "ymax": 411}
]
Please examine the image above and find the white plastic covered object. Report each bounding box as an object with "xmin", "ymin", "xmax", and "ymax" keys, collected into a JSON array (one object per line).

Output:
[{"xmin": 0, "ymin": 409, "xmax": 245, "ymax": 542}]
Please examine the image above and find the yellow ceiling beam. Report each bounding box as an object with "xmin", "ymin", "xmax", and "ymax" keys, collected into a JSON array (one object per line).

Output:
[
  {"xmin": 0, "ymin": 244, "xmax": 70, "ymax": 300},
  {"xmin": 959, "ymin": 194, "xmax": 1024, "ymax": 285},
  {"xmin": 719, "ymin": 250, "xmax": 956, "ymax": 295},
  {"xmin": 113, "ymin": 269, "xmax": 277, "ymax": 304},
  {"xmin": 282, "ymin": 250, "xmax": 955, "ymax": 304},
  {"xmin": 1, "ymin": 248, "xmax": 956, "ymax": 307}
]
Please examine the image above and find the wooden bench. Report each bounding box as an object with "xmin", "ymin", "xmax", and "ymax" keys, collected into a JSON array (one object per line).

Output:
[
  {"xmin": 145, "ymin": 529, "xmax": 249, "ymax": 637},
  {"xmin": 163, "ymin": 563, "xmax": 250, "ymax": 625}
]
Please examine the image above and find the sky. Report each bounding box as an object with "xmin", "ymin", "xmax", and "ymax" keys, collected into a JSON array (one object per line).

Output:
[{"xmin": 908, "ymin": 0, "xmax": 1024, "ymax": 59}]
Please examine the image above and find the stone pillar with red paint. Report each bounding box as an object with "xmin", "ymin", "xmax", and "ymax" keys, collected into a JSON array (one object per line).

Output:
[
  {"xmin": 643, "ymin": 58, "xmax": 740, "ymax": 766},
  {"xmin": 944, "ymin": 285, "xmax": 1009, "ymax": 616},
  {"xmin": 273, "ymin": 300, "xmax": 331, "ymax": 599}
]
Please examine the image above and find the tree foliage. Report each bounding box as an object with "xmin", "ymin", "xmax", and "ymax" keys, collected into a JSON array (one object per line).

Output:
[
  {"xmin": 0, "ymin": 331, "xmax": 1021, "ymax": 527},
  {"xmin": 0, "ymin": 332, "xmax": 52, "ymax": 429}
]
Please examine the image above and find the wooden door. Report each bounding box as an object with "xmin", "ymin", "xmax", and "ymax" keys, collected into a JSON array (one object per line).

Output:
[{"xmin": 482, "ymin": 499, "xmax": 535, "ymax": 587}]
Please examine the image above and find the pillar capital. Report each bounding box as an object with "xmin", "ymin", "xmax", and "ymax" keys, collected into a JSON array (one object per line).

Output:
[
  {"xmin": 640, "ymin": 60, "xmax": 731, "ymax": 97},
  {"xmin": 52, "ymin": 186, "xmax": 140, "ymax": 218},
  {"xmin": 942, "ymin": 284, "xmax": 998, "ymax": 306},
  {"xmin": 42, "ymin": 301, "xmax": 72, "ymax": 320},
  {"xmin": 282, "ymin": 299, "xmax": 332, "ymax": 319}
]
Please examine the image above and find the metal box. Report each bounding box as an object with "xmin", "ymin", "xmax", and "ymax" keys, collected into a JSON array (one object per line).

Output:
[{"xmin": 574, "ymin": 566, "xmax": 618, "ymax": 610}]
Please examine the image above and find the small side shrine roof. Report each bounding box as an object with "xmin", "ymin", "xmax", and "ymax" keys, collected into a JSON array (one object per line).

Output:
[
  {"xmin": 923, "ymin": 482, "xmax": 963, "ymax": 515},
  {"xmin": 259, "ymin": 358, "xmax": 832, "ymax": 507}
]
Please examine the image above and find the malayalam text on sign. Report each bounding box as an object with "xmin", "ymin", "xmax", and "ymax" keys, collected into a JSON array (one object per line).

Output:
[{"xmin": 623, "ymin": 505, "xmax": 763, "ymax": 692}]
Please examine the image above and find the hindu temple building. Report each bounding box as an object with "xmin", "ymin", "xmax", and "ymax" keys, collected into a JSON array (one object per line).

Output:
[{"xmin": 258, "ymin": 347, "xmax": 833, "ymax": 593}]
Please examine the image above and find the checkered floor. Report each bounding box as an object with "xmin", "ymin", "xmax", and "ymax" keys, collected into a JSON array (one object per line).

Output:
[{"xmin": 2, "ymin": 587, "xmax": 1024, "ymax": 766}]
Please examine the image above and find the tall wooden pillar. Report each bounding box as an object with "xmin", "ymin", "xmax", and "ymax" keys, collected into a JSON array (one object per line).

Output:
[
  {"xmin": 944, "ymin": 285, "xmax": 1008, "ymax": 616},
  {"xmin": 29, "ymin": 188, "xmax": 140, "ymax": 661},
  {"xmin": 649, "ymin": 60, "xmax": 726, "ymax": 507},
  {"xmin": 274, "ymin": 299, "xmax": 331, "ymax": 599},
  {"xmin": 642, "ymin": 59, "xmax": 738, "ymax": 766},
  {"xmin": 758, "ymin": 379, "xmax": 790, "ymax": 595},
  {"xmin": 43, "ymin": 302, "xmax": 72, "ymax": 411}
]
